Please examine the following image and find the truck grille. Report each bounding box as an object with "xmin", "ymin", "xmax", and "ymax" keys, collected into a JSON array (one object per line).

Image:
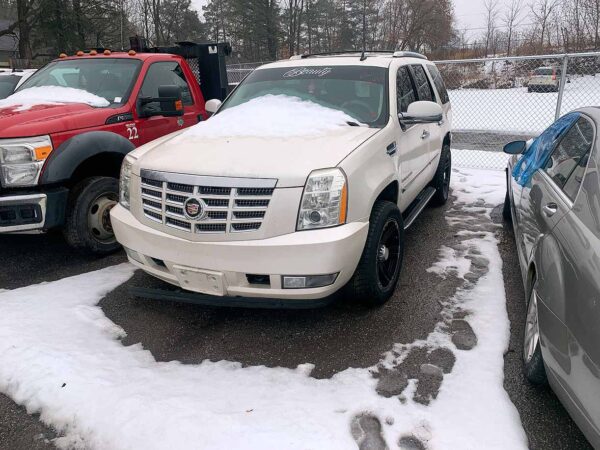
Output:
[{"xmin": 140, "ymin": 170, "xmax": 276, "ymax": 234}]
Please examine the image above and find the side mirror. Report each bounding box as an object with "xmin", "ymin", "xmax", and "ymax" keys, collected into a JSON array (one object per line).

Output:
[
  {"xmin": 503, "ymin": 140, "xmax": 527, "ymax": 155},
  {"xmin": 399, "ymin": 101, "xmax": 443, "ymax": 125},
  {"xmin": 138, "ymin": 85, "xmax": 184, "ymax": 118},
  {"xmin": 205, "ymin": 98, "xmax": 222, "ymax": 116}
]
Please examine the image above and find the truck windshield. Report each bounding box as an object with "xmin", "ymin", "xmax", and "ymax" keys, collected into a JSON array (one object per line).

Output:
[
  {"xmin": 222, "ymin": 65, "xmax": 389, "ymax": 127},
  {"xmin": 17, "ymin": 58, "xmax": 141, "ymax": 106}
]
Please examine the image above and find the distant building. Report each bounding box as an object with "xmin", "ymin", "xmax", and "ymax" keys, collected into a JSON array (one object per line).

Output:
[{"xmin": 0, "ymin": 20, "xmax": 18, "ymax": 68}]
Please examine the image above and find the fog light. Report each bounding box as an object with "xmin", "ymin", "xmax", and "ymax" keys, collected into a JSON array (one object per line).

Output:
[{"xmin": 282, "ymin": 273, "xmax": 338, "ymax": 289}]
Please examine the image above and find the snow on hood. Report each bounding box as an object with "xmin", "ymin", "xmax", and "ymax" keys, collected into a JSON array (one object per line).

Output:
[
  {"xmin": 0, "ymin": 86, "xmax": 110, "ymax": 112},
  {"xmin": 179, "ymin": 95, "xmax": 363, "ymax": 140}
]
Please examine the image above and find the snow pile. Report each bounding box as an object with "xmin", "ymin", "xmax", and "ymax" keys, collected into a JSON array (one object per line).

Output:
[
  {"xmin": 179, "ymin": 94, "xmax": 361, "ymax": 139},
  {"xmin": 0, "ymin": 86, "xmax": 110, "ymax": 111},
  {"xmin": 0, "ymin": 169, "xmax": 527, "ymax": 449}
]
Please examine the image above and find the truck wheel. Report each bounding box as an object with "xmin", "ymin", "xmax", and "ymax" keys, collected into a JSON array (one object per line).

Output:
[
  {"xmin": 430, "ymin": 144, "xmax": 451, "ymax": 206},
  {"xmin": 63, "ymin": 177, "xmax": 120, "ymax": 255},
  {"xmin": 344, "ymin": 201, "xmax": 404, "ymax": 307}
]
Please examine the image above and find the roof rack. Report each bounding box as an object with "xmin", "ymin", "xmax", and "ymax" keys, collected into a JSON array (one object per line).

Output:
[
  {"xmin": 289, "ymin": 50, "xmax": 428, "ymax": 60},
  {"xmin": 392, "ymin": 51, "xmax": 428, "ymax": 60}
]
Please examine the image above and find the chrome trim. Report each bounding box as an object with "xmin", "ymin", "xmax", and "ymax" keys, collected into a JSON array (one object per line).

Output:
[
  {"xmin": 140, "ymin": 169, "xmax": 278, "ymax": 189},
  {"xmin": 0, "ymin": 193, "xmax": 47, "ymax": 233}
]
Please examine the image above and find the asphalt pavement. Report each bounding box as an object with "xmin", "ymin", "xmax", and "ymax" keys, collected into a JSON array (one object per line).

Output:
[{"xmin": 0, "ymin": 194, "xmax": 592, "ymax": 449}]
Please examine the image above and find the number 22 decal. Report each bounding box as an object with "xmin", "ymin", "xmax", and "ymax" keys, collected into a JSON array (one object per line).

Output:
[{"xmin": 126, "ymin": 123, "xmax": 139, "ymax": 140}]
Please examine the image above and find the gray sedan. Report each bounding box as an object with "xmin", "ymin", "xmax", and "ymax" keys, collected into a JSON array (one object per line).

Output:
[{"xmin": 503, "ymin": 107, "xmax": 600, "ymax": 448}]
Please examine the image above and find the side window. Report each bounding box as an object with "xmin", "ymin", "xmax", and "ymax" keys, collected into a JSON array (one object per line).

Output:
[
  {"xmin": 426, "ymin": 65, "xmax": 450, "ymax": 104},
  {"xmin": 139, "ymin": 62, "xmax": 193, "ymax": 107},
  {"xmin": 410, "ymin": 65, "xmax": 435, "ymax": 102},
  {"xmin": 396, "ymin": 66, "xmax": 417, "ymax": 113},
  {"xmin": 544, "ymin": 117, "xmax": 594, "ymax": 193}
]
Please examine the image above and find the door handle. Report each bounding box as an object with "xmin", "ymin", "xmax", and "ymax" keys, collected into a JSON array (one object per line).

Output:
[
  {"xmin": 543, "ymin": 202, "xmax": 558, "ymax": 217},
  {"xmin": 421, "ymin": 130, "xmax": 430, "ymax": 140}
]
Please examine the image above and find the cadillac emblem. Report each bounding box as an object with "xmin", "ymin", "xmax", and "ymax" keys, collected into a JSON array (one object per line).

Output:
[{"xmin": 183, "ymin": 197, "xmax": 205, "ymax": 220}]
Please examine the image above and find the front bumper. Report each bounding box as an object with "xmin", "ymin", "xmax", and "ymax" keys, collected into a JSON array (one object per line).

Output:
[
  {"xmin": 111, "ymin": 204, "xmax": 369, "ymax": 300},
  {"xmin": 0, "ymin": 188, "xmax": 68, "ymax": 233}
]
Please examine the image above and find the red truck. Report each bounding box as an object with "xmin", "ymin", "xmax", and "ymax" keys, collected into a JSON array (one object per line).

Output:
[{"xmin": 0, "ymin": 39, "xmax": 231, "ymax": 254}]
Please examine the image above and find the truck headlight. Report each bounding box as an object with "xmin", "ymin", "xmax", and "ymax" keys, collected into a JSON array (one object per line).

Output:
[
  {"xmin": 119, "ymin": 155, "xmax": 135, "ymax": 210},
  {"xmin": 0, "ymin": 136, "xmax": 53, "ymax": 187},
  {"xmin": 297, "ymin": 168, "xmax": 348, "ymax": 230}
]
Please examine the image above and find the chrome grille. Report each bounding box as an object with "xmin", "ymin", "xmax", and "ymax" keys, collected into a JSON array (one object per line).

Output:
[{"xmin": 140, "ymin": 170, "xmax": 276, "ymax": 234}]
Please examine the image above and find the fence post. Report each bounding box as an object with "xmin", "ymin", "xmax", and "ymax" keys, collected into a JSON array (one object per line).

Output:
[{"xmin": 555, "ymin": 55, "xmax": 569, "ymax": 120}]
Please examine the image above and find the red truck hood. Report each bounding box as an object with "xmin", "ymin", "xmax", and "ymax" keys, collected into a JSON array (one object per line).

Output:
[{"xmin": 0, "ymin": 103, "xmax": 112, "ymax": 138}]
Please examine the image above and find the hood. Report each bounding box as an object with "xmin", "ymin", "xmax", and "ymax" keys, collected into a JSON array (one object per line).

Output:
[
  {"xmin": 135, "ymin": 126, "xmax": 381, "ymax": 188},
  {"xmin": 0, "ymin": 103, "xmax": 111, "ymax": 138}
]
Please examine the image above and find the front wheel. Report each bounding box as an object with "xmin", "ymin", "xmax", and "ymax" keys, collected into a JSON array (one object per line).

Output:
[
  {"xmin": 344, "ymin": 201, "xmax": 404, "ymax": 307},
  {"xmin": 63, "ymin": 177, "xmax": 121, "ymax": 255},
  {"xmin": 523, "ymin": 283, "xmax": 548, "ymax": 385}
]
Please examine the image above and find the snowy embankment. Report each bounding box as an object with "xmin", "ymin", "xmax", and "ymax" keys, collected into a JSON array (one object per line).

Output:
[
  {"xmin": 450, "ymin": 74, "xmax": 600, "ymax": 134},
  {"xmin": 0, "ymin": 170, "xmax": 526, "ymax": 449},
  {"xmin": 0, "ymin": 86, "xmax": 109, "ymax": 111}
]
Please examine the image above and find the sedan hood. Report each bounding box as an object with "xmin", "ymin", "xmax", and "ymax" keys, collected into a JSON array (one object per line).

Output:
[
  {"xmin": 0, "ymin": 103, "xmax": 110, "ymax": 138},
  {"xmin": 135, "ymin": 126, "xmax": 381, "ymax": 187}
]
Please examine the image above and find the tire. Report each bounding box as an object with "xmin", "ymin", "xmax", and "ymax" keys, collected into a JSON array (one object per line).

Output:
[
  {"xmin": 523, "ymin": 282, "xmax": 548, "ymax": 385},
  {"xmin": 430, "ymin": 143, "xmax": 451, "ymax": 206},
  {"xmin": 63, "ymin": 176, "xmax": 121, "ymax": 255},
  {"xmin": 344, "ymin": 201, "xmax": 404, "ymax": 307}
]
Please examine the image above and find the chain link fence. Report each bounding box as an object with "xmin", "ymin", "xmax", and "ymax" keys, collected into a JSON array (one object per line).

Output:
[{"xmin": 226, "ymin": 53, "xmax": 600, "ymax": 170}]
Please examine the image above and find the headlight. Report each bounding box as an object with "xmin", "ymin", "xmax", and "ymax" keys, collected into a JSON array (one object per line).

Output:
[
  {"xmin": 119, "ymin": 155, "xmax": 135, "ymax": 210},
  {"xmin": 0, "ymin": 135, "xmax": 53, "ymax": 187},
  {"xmin": 297, "ymin": 168, "xmax": 348, "ymax": 230}
]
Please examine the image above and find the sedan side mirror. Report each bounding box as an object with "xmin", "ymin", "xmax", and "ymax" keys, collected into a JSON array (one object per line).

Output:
[
  {"xmin": 138, "ymin": 85, "xmax": 184, "ymax": 118},
  {"xmin": 399, "ymin": 101, "xmax": 443, "ymax": 126},
  {"xmin": 205, "ymin": 98, "xmax": 222, "ymax": 116},
  {"xmin": 503, "ymin": 140, "xmax": 527, "ymax": 155}
]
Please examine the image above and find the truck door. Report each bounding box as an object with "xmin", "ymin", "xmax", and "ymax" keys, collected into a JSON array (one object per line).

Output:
[
  {"xmin": 135, "ymin": 61, "xmax": 200, "ymax": 145},
  {"xmin": 395, "ymin": 65, "xmax": 431, "ymax": 205}
]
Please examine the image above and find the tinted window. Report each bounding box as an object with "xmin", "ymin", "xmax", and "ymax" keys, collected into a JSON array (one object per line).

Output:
[
  {"xmin": 220, "ymin": 66, "xmax": 388, "ymax": 127},
  {"xmin": 411, "ymin": 65, "xmax": 434, "ymax": 102},
  {"xmin": 544, "ymin": 117, "xmax": 594, "ymax": 191},
  {"xmin": 396, "ymin": 66, "xmax": 417, "ymax": 113},
  {"xmin": 140, "ymin": 62, "xmax": 193, "ymax": 106},
  {"xmin": 0, "ymin": 75, "xmax": 19, "ymax": 99},
  {"xmin": 534, "ymin": 68, "xmax": 554, "ymax": 76},
  {"xmin": 18, "ymin": 59, "xmax": 141, "ymax": 105},
  {"xmin": 426, "ymin": 65, "xmax": 450, "ymax": 104}
]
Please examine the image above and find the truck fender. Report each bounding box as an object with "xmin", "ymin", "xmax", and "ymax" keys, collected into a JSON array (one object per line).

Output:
[{"xmin": 40, "ymin": 131, "xmax": 135, "ymax": 185}]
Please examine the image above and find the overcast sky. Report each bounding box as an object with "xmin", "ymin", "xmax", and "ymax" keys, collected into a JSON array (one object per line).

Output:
[{"xmin": 190, "ymin": 0, "xmax": 516, "ymax": 40}]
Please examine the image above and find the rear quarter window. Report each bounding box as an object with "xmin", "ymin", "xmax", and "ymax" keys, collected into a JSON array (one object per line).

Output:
[{"xmin": 426, "ymin": 65, "xmax": 450, "ymax": 104}]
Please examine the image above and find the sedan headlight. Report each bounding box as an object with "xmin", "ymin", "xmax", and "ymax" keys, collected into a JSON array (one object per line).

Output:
[
  {"xmin": 0, "ymin": 136, "xmax": 53, "ymax": 187},
  {"xmin": 297, "ymin": 168, "xmax": 348, "ymax": 230},
  {"xmin": 119, "ymin": 154, "xmax": 136, "ymax": 210}
]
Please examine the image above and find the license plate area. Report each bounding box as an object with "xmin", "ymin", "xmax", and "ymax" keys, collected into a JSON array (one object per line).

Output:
[{"xmin": 172, "ymin": 265, "xmax": 225, "ymax": 296}]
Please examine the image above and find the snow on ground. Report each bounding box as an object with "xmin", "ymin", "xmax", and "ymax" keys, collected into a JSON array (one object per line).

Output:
[
  {"xmin": 450, "ymin": 75, "xmax": 600, "ymax": 134},
  {"xmin": 179, "ymin": 94, "xmax": 361, "ymax": 139},
  {"xmin": 0, "ymin": 86, "xmax": 110, "ymax": 111},
  {"xmin": 0, "ymin": 170, "xmax": 526, "ymax": 449}
]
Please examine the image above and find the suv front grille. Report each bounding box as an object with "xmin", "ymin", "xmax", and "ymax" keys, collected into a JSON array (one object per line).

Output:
[{"xmin": 140, "ymin": 170, "xmax": 276, "ymax": 234}]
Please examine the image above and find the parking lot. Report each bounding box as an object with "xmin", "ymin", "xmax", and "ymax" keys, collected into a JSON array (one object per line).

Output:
[{"xmin": 0, "ymin": 166, "xmax": 592, "ymax": 449}]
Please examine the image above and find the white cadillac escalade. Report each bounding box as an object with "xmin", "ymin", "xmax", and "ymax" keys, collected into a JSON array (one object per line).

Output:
[{"xmin": 111, "ymin": 51, "xmax": 452, "ymax": 307}]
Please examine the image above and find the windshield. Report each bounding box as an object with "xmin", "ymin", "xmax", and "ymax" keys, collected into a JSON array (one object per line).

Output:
[
  {"xmin": 0, "ymin": 75, "xmax": 20, "ymax": 99},
  {"xmin": 221, "ymin": 65, "xmax": 389, "ymax": 127},
  {"xmin": 534, "ymin": 68, "xmax": 553, "ymax": 76},
  {"xmin": 17, "ymin": 58, "xmax": 141, "ymax": 106}
]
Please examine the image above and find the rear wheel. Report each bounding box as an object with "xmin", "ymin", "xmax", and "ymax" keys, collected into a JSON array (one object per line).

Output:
[
  {"xmin": 430, "ymin": 143, "xmax": 451, "ymax": 206},
  {"xmin": 63, "ymin": 177, "xmax": 121, "ymax": 255},
  {"xmin": 523, "ymin": 283, "xmax": 548, "ymax": 385},
  {"xmin": 344, "ymin": 201, "xmax": 404, "ymax": 307}
]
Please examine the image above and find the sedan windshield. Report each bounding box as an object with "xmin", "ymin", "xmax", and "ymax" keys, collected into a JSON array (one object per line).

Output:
[
  {"xmin": 221, "ymin": 65, "xmax": 389, "ymax": 127},
  {"xmin": 17, "ymin": 58, "xmax": 141, "ymax": 106},
  {"xmin": 0, "ymin": 75, "xmax": 20, "ymax": 99}
]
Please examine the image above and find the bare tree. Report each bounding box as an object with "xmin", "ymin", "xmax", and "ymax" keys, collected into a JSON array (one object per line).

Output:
[
  {"xmin": 503, "ymin": 0, "xmax": 524, "ymax": 55},
  {"xmin": 483, "ymin": 0, "xmax": 499, "ymax": 56},
  {"xmin": 530, "ymin": 0, "xmax": 559, "ymax": 50}
]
